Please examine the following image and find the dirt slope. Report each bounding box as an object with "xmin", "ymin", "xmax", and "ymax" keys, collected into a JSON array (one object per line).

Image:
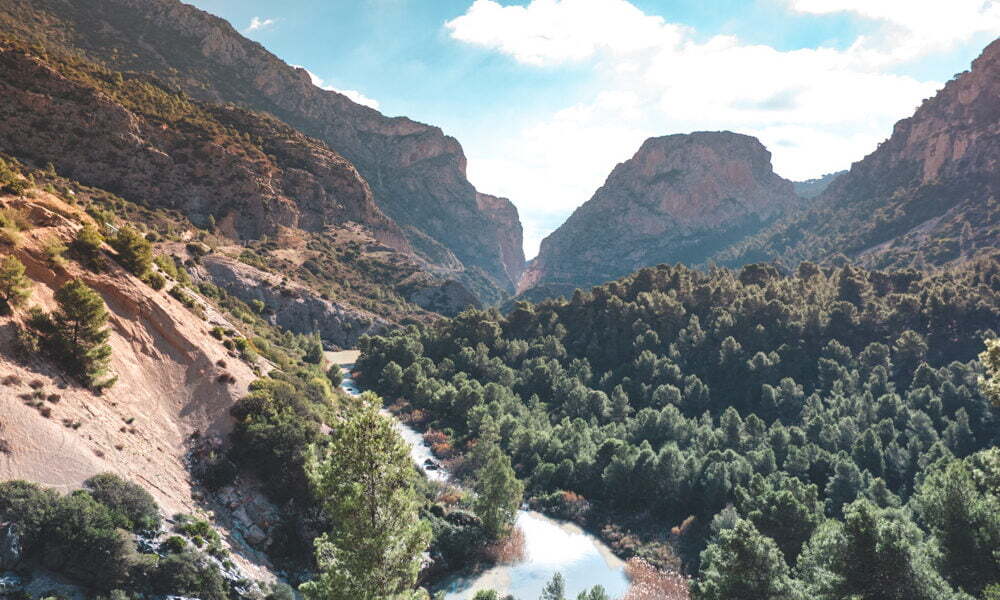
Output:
[{"xmin": 0, "ymin": 193, "xmax": 254, "ymax": 516}]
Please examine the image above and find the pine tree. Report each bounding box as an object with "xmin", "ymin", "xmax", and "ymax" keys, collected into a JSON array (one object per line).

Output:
[
  {"xmin": 912, "ymin": 456, "xmax": 1000, "ymax": 596},
  {"xmin": 798, "ymin": 500, "xmax": 965, "ymax": 600},
  {"xmin": 540, "ymin": 573, "xmax": 566, "ymax": 600},
  {"xmin": 53, "ymin": 279, "xmax": 112, "ymax": 387},
  {"xmin": 72, "ymin": 223, "xmax": 105, "ymax": 270},
  {"xmin": 0, "ymin": 254, "xmax": 31, "ymax": 310},
  {"xmin": 301, "ymin": 392, "xmax": 431, "ymax": 600},
  {"xmin": 109, "ymin": 226, "xmax": 151, "ymax": 277},
  {"xmin": 473, "ymin": 440, "xmax": 524, "ymax": 540},
  {"xmin": 695, "ymin": 518, "xmax": 802, "ymax": 600}
]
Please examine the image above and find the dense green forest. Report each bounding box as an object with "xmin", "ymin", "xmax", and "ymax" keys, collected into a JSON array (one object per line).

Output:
[{"xmin": 359, "ymin": 257, "xmax": 1000, "ymax": 599}]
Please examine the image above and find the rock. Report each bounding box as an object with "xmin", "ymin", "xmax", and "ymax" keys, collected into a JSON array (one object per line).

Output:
[
  {"xmin": 520, "ymin": 132, "xmax": 802, "ymax": 299},
  {"xmin": 0, "ymin": 0, "xmax": 526, "ymax": 302},
  {"xmin": 0, "ymin": 523, "xmax": 21, "ymax": 570},
  {"xmin": 714, "ymin": 39, "xmax": 1000, "ymax": 270},
  {"xmin": 191, "ymin": 254, "xmax": 389, "ymax": 348},
  {"xmin": 0, "ymin": 44, "xmax": 404, "ymax": 250},
  {"xmin": 0, "ymin": 572, "xmax": 22, "ymax": 594},
  {"xmin": 244, "ymin": 525, "xmax": 267, "ymax": 546}
]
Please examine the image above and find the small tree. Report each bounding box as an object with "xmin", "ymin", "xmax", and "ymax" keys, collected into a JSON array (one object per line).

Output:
[
  {"xmin": 53, "ymin": 279, "xmax": 113, "ymax": 388},
  {"xmin": 0, "ymin": 255, "xmax": 31, "ymax": 310},
  {"xmin": 695, "ymin": 519, "xmax": 802, "ymax": 600},
  {"xmin": 541, "ymin": 573, "xmax": 566, "ymax": 600},
  {"xmin": 110, "ymin": 226, "xmax": 152, "ymax": 277},
  {"xmin": 473, "ymin": 441, "xmax": 524, "ymax": 540},
  {"xmin": 72, "ymin": 223, "xmax": 105, "ymax": 270},
  {"xmin": 300, "ymin": 392, "xmax": 431, "ymax": 600}
]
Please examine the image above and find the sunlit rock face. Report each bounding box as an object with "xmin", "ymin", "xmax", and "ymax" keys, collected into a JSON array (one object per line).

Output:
[{"xmin": 520, "ymin": 131, "xmax": 801, "ymax": 299}]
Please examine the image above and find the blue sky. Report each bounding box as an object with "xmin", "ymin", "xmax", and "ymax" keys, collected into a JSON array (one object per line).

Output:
[{"xmin": 187, "ymin": 0, "xmax": 999, "ymax": 257}]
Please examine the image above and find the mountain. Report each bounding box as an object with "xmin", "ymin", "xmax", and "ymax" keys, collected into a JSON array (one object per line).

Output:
[
  {"xmin": 518, "ymin": 131, "xmax": 802, "ymax": 300},
  {"xmin": 0, "ymin": 0, "xmax": 525, "ymax": 302},
  {"xmin": 716, "ymin": 38, "xmax": 1000, "ymax": 269},
  {"xmin": 792, "ymin": 171, "xmax": 845, "ymax": 199}
]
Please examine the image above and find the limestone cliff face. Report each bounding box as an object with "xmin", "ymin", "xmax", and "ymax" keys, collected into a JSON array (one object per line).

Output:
[
  {"xmin": 520, "ymin": 132, "xmax": 801, "ymax": 298},
  {"xmin": 716, "ymin": 38, "xmax": 1000, "ymax": 269},
  {"xmin": 0, "ymin": 44, "xmax": 406, "ymax": 250},
  {"xmin": 0, "ymin": 0, "xmax": 526, "ymax": 297}
]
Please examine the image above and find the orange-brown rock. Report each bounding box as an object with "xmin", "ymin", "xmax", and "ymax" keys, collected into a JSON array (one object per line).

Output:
[
  {"xmin": 715, "ymin": 38, "xmax": 1000, "ymax": 269},
  {"xmin": 519, "ymin": 132, "xmax": 801, "ymax": 299},
  {"xmin": 0, "ymin": 0, "xmax": 525, "ymax": 299}
]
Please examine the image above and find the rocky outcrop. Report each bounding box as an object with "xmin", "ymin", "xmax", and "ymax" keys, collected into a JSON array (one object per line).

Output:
[
  {"xmin": 0, "ymin": 44, "xmax": 405, "ymax": 250},
  {"xmin": 0, "ymin": 0, "xmax": 526, "ymax": 298},
  {"xmin": 520, "ymin": 132, "xmax": 801, "ymax": 298},
  {"xmin": 715, "ymin": 38, "xmax": 1000, "ymax": 269},
  {"xmin": 190, "ymin": 254, "xmax": 389, "ymax": 349}
]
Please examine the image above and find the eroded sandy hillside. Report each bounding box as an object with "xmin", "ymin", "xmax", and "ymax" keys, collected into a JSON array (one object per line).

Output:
[{"xmin": 0, "ymin": 192, "xmax": 255, "ymax": 516}]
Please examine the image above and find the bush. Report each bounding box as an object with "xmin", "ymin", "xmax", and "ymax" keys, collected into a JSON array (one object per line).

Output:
[
  {"xmin": 109, "ymin": 226, "xmax": 152, "ymax": 277},
  {"xmin": 42, "ymin": 236, "xmax": 67, "ymax": 267},
  {"xmin": 71, "ymin": 224, "xmax": 105, "ymax": 271},
  {"xmin": 144, "ymin": 271, "xmax": 166, "ymax": 291},
  {"xmin": 146, "ymin": 549, "xmax": 229, "ymax": 600},
  {"xmin": 0, "ymin": 255, "xmax": 31, "ymax": 310},
  {"xmin": 161, "ymin": 535, "xmax": 187, "ymax": 554},
  {"xmin": 83, "ymin": 473, "xmax": 161, "ymax": 531}
]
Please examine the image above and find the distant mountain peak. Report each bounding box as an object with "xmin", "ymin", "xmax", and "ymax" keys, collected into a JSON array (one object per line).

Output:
[{"xmin": 518, "ymin": 130, "xmax": 801, "ymax": 299}]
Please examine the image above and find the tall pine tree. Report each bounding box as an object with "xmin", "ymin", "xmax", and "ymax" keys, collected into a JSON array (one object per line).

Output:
[
  {"xmin": 53, "ymin": 279, "xmax": 112, "ymax": 388},
  {"xmin": 301, "ymin": 392, "xmax": 431, "ymax": 600}
]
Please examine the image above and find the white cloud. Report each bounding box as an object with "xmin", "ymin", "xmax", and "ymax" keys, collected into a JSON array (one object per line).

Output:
[
  {"xmin": 447, "ymin": 0, "xmax": 999, "ymax": 257},
  {"xmin": 294, "ymin": 66, "xmax": 381, "ymax": 110},
  {"xmin": 788, "ymin": 0, "xmax": 1000, "ymax": 63},
  {"xmin": 244, "ymin": 16, "xmax": 276, "ymax": 33}
]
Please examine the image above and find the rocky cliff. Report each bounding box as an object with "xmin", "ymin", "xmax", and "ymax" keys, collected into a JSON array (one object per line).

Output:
[
  {"xmin": 0, "ymin": 0, "xmax": 525, "ymax": 299},
  {"xmin": 519, "ymin": 132, "xmax": 801, "ymax": 298},
  {"xmin": 716, "ymin": 38, "xmax": 1000, "ymax": 269},
  {"xmin": 0, "ymin": 43, "xmax": 405, "ymax": 248}
]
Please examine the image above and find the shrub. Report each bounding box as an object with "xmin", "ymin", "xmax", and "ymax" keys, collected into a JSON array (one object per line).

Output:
[
  {"xmin": 84, "ymin": 473, "xmax": 161, "ymax": 531},
  {"xmin": 109, "ymin": 226, "xmax": 152, "ymax": 277},
  {"xmin": 5, "ymin": 178, "xmax": 29, "ymax": 196},
  {"xmin": 161, "ymin": 535, "xmax": 187, "ymax": 554},
  {"xmin": 42, "ymin": 236, "xmax": 67, "ymax": 267},
  {"xmin": 0, "ymin": 255, "xmax": 32, "ymax": 310},
  {"xmin": 144, "ymin": 271, "xmax": 166, "ymax": 291},
  {"xmin": 71, "ymin": 223, "xmax": 105, "ymax": 271}
]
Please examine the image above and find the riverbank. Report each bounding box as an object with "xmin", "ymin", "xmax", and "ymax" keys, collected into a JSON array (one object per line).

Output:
[{"xmin": 329, "ymin": 354, "xmax": 631, "ymax": 599}]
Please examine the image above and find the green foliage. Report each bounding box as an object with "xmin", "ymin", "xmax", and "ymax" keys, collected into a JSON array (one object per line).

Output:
[
  {"xmin": 695, "ymin": 519, "xmax": 803, "ymax": 600},
  {"xmin": 540, "ymin": 573, "xmax": 566, "ymax": 600},
  {"xmin": 0, "ymin": 479, "xmax": 225, "ymax": 598},
  {"xmin": 735, "ymin": 472, "xmax": 823, "ymax": 563},
  {"xmin": 49, "ymin": 279, "xmax": 114, "ymax": 388},
  {"xmin": 911, "ymin": 451, "xmax": 1000, "ymax": 596},
  {"xmin": 797, "ymin": 500, "xmax": 965, "ymax": 600},
  {"xmin": 72, "ymin": 223, "xmax": 106, "ymax": 270},
  {"xmin": 84, "ymin": 472, "xmax": 161, "ymax": 531},
  {"xmin": 300, "ymin": 392, "xmax": 431, "ymax": 600},
  {"xmin": 981, "ymin": 338, "xmax": 1000, "ymax": 406},
  {"xmin": 42, "ymin": 235, "xmax": 67, "ymax": 267},
  {"xmin": 359, "ymin": 259, "xmax": 998, "ymax": 581},
  {"xmin": 473, "ymin": 439, "xmax": 524, "ymax": 540},
  {"xmin": 0, "ymin": 254, "xmax": 31, "ymax": 310},
  {"xmin": 109, "ymin": 226, "xmax": 153, "ymax": 277},
  {"xmin": 144, "ymin": 270, "xmax": 166, "ymax": 290}
]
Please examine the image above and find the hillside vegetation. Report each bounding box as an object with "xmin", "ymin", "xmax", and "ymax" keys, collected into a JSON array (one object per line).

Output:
[{"xmin": 360, "ymin": 257, "xmax": 1000, "ymax": 598}]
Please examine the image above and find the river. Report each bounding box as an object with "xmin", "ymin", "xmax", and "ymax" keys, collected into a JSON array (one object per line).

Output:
[{"xmin": 333, "ymin": 357, "xmax": 630, "ymax": 600}]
